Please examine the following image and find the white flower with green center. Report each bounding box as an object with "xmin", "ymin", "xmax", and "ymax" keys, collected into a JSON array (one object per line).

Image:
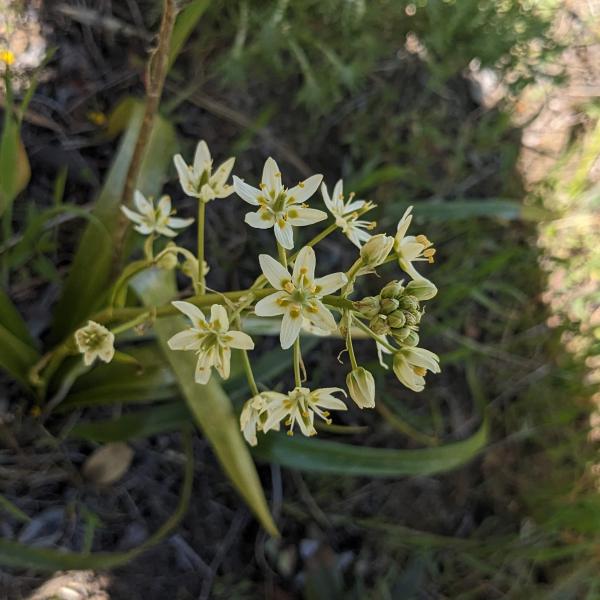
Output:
[
  {"xmin": 233, "ymin": 157, "xmax": 326, "ymax": 250},
  {"xmin": 75, "ymin": 321, "xmax": 115, "ymax": 366},
  {"xmin": 263, "ymin": 387, "xmax": 347, "ymax": 437},
  {"xmin": 392, "ymin": 346, "xmax": 440, "ymax": 392},
  {"xmin": 321, "ymin": 179, "xmax": 375, "ymax": 248},
  {"xmin": 394, "ymin": 206, "xmax": 437, "ymax": 284},
  {"xmin": 173, "ymin": 140, "xmax": 235, "ymax": 202},
  {"xmin": 121, "ymin": 191, "xmax": 193, "ymax": 237},
  {"xmin": 167, "ymin": 302, "xmax": 254, "ymax": 384},
  {"xmin": 255, "ymin": 246, "xmax": 347, "ymax": 349},
  {"xmin": 240, "ymin": 392, "xmax": 281, "ymax": 446}
]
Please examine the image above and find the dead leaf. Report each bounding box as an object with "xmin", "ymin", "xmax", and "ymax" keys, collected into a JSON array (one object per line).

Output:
[{"xmin": 82, "ymin": 442, "xmax": 134, "ymax": 486}]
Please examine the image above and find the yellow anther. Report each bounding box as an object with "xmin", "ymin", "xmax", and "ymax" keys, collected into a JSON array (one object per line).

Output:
[
  {"xmin": 415, "ymin": 234, "xmax": 432, "ymax": 247},
  {"xmin": 260, "ymin": 212, "xmax": 272, "ymax": 221},
  {"xmin": 413, "ymin": 366, "xmax": 427, "ymax": 377},
  {"xmin": 287, "ymin": 429, "xmax": 294, "ymax": 436},
  {"xmin": 290, "ymin": 307, "xmax": 301, "ymax": 318},
  {"xmin": 259, "ymin": 182, "xmax": 266, "ymax": 190},
  {"xmin": 301, "ymin": 202, "xmax": 309, "ymax": 208},
  {"xmin": 288, "ymin": 209, "xmax": 298, "ymax": 218},
  {"xmin": 277, "ymin": 218, "xmax": 286, "ymax": 228},
  {"xmin": 298, "ymin": 181, "xmax": 305, "ymax": 188},
  {"xmin": 284, "ymin": 281, "xmax": 295, "ymax": 293},
  {"xmin": 423, "ymin": 248, "xmax": 436, "ymax": 263},
  {"xmin": 367, "ymin": 221, "xmax": 377, "ymax": 230},
  {"xmin": 306, "ymin": 304, "xmax": 318, "ymax": 314},
  {"xmin": 275, "ymin": 172, "xmax": 282, "ymax": 178}
]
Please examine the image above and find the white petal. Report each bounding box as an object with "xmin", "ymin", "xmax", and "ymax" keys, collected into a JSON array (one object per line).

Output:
[
  {"xmin": 157, "ymin": 195, "xmax": 171, "ymax": 217},
  {"xmin": 274, "ymin": 220, "xmax": 294, "ymax": 250},
  {"xmin": 194, "ymin": 140, "xmax": 211, "ymax": 174},
  {"xmin": 245, "ymin": 210, "xmax": 275, "ymax": 229},
  {"xmin": 287, "ymin": 207, "xmax": 327, "ymax": 226},
  {"xmin": 121, "ymin": 205, "xmax": 143, "ymax": 224},
  {"xmin": 156, "ymin": 225, "xmax": 178, "ymax": 238},
  {"xmin": 172, "ymin": 301, "xmax": 206, "ymax": 328},
  {"xmin": 226, "ymin": 330, "xmax": 255, "ymax": 350},
  {"xmin": 134, "ymin": 190, "xmax": 153, "ymax": 215},
  {"xmin": 174, "ymin": 154, "xmax": 195, "ymax": 196},
  {"xmin": 262, "ymin": 157, "xmax": 282, "ymax": 194},
  {"xmin": 331, "ymin": 179, "xmax": 344, "ymax": 212},
  {"xmin": 321, "ymin": 182, "xmax": 334, "ymax": 213},
  {"xmin": 406, "ymin": 347, "xmax": 441, "ymax": 373},
  {"xmin": 280, "ymin": 311, "xmax": 303, "ymax": 349},
  {"xmin": 258, "ymin": 254, "xmax": 290, "ymax": 290},
  {"xmin": 195, "ymin": 362, "xmax": 212, "ymax": 384},
  {"xmin": 254, "ymin": 291, "xmax": 288, "ymax": 316},
  {"xmin": 286, "ymin": 173, "xmax": 323, "ymax": 203},
  {"xmin": 167, "ymin": 329, "xmax": 201, "ymax": 350},
  {"xmin": 313, "ymin": 272, "xmax": 347, "ymax": 295},
  {"xmin": 134, "ymin": 223, "xmax": 154, "ymax": 235},
  {"xmin": 211, "ymin": 157, "xmax": 235, "ymax": 186},
  {"xmin": 233, "ymin": 176, "xmax": 261, "ymax": 205},
  {"xmin": 292, "ymin": 246, "xmax": 316, "ymax": 283},
  {"xmin": 210, "ymin": 304, "xmax": 229, "ymax": 332},
  {"xmin": 395, "ymin": 206, "xmax": 414, "ymax": 242},
  {"xmin": 306, "ymin": 301, "xmax": 337, "ymax": 332},
  {"xmin": 167, "ymin": 217, "xmax": 194, "ymax": 229},
  {"xmin": 344, "ymin": 199, "xmax": 366, "ymax": 213},
  {"xmin": 399, "ymin": 240, "xmax": 423, "ymax": 262},
  {"xmin": 215, "ymin": 346, "xmax": 231, "ymax": 379}
]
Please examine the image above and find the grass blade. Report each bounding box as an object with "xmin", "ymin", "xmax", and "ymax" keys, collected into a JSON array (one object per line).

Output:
[{"xmin": 168, "ymin": 0, "xmax": 211, "ymax": 69}]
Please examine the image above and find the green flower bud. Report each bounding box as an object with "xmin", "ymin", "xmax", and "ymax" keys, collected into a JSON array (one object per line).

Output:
[
  {"xmin": 387, "ymin": 310, "xmax": 406, "ymax": 329},
  {"xmin": 403, "ymin": 311, "xmax": 420, "ymax": 327},
  {"xmin": 391, "ymin": 327, "xmax": 411, "ymax": 343},
  {"xmin": 406, "ymin": 278, "xmax": 437, "ymax": 300},
  {"xmin": 360, "ymin": 234, "xmax": 394, "ymax": 268},
  {"xmin": 380, "ymin": 297, "xmax": 399, "ymax": 315},
  {"xmin": 398, "ymin": 295, "xmax": 420, "ymax": 312},
  {"xmin": 354, "ymin": 296, "xmax": 380, "ymax": 319},
  {"xmin": 381, "ymin": 280, "xmax": 404, "ymax": 299},
  {"xmin": 346, "ymin": 367, "xmax": 375, "ymax": 409},
  {"xmin": 369, "ymin": 315, "xmax": 390, "ymax": 336},
  {"xmin": 403, "ymin": 329, "xmax": 420, "ymax": 347}
]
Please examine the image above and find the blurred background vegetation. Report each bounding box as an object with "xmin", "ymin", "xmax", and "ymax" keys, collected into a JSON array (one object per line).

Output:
[{"xmin": 1, "ymin": 0, "xmax": 599, "ymax": 598}]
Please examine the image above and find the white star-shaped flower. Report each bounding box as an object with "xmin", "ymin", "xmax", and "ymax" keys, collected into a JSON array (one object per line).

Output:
[
  {"xmin": 392, "ymin": 346, "xmax": 440, "ymax": 392},
  {"xmin": 321, "ymin": 179, "xmax": 374, "ymax": 248},
  {"xmin": 75, "ymin": 320, "xmax": 115, "ymax": 366},
  {"xmin": 394, "ymin": 206, "xmax": 437, "ymax": 283},
  {"xmin": 263, "ymin": 386, "xmax": 347, "ymax": 437},
  {"xmin": 254, "ymin": 246, "xmax": 347, "ymax": 349},
  {"xmin": 173, "ymin": 140, "xmax": 235, "ymax": 202},
  {"xmin": 167, "ymin": 302, "xmax": 254, "ymax": 384},
  {"xmin": 121, "ymin": 191, "xmax": 193, "ymax": 237},
  {"xmin": 240, "ymin": 392, "xmax": 281, "ymax": 446},
  {"xmin": 233, "ymin": 157, "xmax": 326, "ymax": 249}
]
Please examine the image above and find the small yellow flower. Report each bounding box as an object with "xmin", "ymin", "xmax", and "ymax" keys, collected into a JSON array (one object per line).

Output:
[
  {"xmin": 75, "ymin": 321, "xmax": 115, "ymax": 366},
  {"xmin": 0, "ymin": 50, "xmax": 15, "ymax": 66}
]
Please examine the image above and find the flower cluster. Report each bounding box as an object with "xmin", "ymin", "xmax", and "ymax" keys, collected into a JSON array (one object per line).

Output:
[{"xmin": 75, "ymin": 140, "xmax": 441, "ymax": 447}]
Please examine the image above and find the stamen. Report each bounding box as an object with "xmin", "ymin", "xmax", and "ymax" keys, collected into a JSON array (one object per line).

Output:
[
  {"xmin": 284, "ymin": 281, "xmax": 295, "ymax": 293},
  {"xmin": 298, "ymin": 181, "xmax": 305, "ymax": 188},
  {"xmin": 413, "ymin": 366, "xmax": 427, "ymax": 377}
]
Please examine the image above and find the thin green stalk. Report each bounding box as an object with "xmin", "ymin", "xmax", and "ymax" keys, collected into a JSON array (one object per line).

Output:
[
  {"xmin": 235, "ymin": 315, "xmax": 259, "ymax": 397},
  {"xmin": 276, "ymin": 241, "xmax": 287, "ymax": 268},
  {"xmin": 293, "ymin": 338, "xmax": 302, "ymax": 387},
  {"xmin": 197, "ymin": 200, "xmax": 206, "ymax": 294},
  {"xmin": 345, "ymin": 312, "xmax": 359, "ymax": 369},
  {"xmin": 110, "ymin": 311, "xmax": 152, "ymax": 336}
]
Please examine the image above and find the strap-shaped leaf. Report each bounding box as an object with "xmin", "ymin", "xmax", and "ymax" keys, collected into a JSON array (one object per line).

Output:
[
  {"xmin": 50, "ymin": 99, "xmax": 177, "ymax": 341},
  {"xmin": 0, "ymin": 431, "xmax": 193, "ymax": 570},
  {"xmin": 131, "ymin": 268, "xmax": 279, "ymax": 537},
  {"xmin": 252, "ymin": 419, "xmax": 488, "ymax": 477}
]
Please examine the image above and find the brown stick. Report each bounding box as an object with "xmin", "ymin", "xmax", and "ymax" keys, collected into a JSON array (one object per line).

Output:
[{"xmin": 115, "ymin": 0, "xmax": 177, "ymax": 251}]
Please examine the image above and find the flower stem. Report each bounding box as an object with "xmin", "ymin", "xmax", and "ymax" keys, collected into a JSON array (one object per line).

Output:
[
  {"xmin": 345, "ymin": 312, "xmax": 359, "ymax": 369},
  {"xmin": 293, "ymin": 338, "xmax": 302, "ymax": 387},
  {"xmin": 197, "ymin": 200, "xmax": 206, "ymax": 294},
  {"xmin": 235, "ymin": 315, "xmax": 260, "ymax": 397},
  {"xmin": 352, "ymin": 316, "xmax": 397, "ymax": 352},
  {"xmin": 110, "ymin": 311, "xmax": 152, "ymax": 336},
  {"xmin": 276, "ymin": 241, "xmax": 287, "ymax": 268}
]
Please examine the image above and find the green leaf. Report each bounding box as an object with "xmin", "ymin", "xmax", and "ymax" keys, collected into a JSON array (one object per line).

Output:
[
  {"xmin": 168, "ymin": 0, "xmax": 211, "ymax": 69},
  {"xmin": 70, "ymin": 402, "xmax": 189, "ymax": 443},
  {"xmin": 50, "ymin": 99, "xmax": 177, "ymax": 341},
  {"xmin": 252, "ymin": 419, "xmax": 488, "ymax": 477},
  {"xmin": 0, "ymin": 286, "xmax": 36, "ymax": 348},
  {"xmin": 386, "ymin": 199, "xmax": 554, "ymax": 223},
  {"xmin": 0, "ymin": 321, "xmax": 40, "ymax": 387},
  {"xmin": 0, "ymin": 431, "xmax": 194, "ymax": 571},
  {"xmin": 131, "ymin": 268, "xmax": 278, "ymax": 537}
]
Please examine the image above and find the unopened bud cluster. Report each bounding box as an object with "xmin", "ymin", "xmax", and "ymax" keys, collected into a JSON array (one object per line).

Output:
[{"xmin": 355, "ymin": 278, "xmax": 435, "ymax": 346}]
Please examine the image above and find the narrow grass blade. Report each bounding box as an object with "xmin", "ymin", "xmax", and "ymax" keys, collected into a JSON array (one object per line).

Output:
[
  {"xmin": 168, "ymin": 0, "xmax": 210, "ymax": 69},
  {"xmin": 252, "ymin": 419, "xmax": 488, "ymax": 477},
  {"xmin": 0, "ymin": 287, "xmax": 36, "ymax": 348},
  {"xmin": 0, "ymin": 322, "xmax": 40, "ymax": 387}
]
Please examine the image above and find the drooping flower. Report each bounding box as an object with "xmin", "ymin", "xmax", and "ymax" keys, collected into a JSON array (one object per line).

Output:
[
  {"xmin": 121, "ymin": 191, "xmax": 193, "ymax": 237},
  {"xmin": 346, "ymin": 367, "xmax": 376, "ymax": 408},
  {"xmin": 240, "ymin": 392, "xmax": 282, "ymax": 446},
  {"xmin": 75, "ymin": 321, "xmax": 115, "ymax": 366},
  {"xmin": 394, "ymin": 206, "xmax": 437, "ymax": 285},
  {"xmin": 167, "ymin": 302, "xmax": 254, "ymax": 384},
  {"xmin": 321, "ymin": 179, "xmax": 375, "ymax": 248},
  {"xmin": 263, "ymin": 387, "xmax": 347, "ymax": 437},
  {"xmin": 233, "ymin": 157, "xmax": 326, "ymax": 249},
  {"xmin": 173, "ymin": 140, "xmax": 235, "ymax": 202},
  {"xmin": 392, "ymin": 346, "xmax": 440, "ymax": 392},
  {"xmin": 254, "ymin": 246, "xmax": 347, "ymax": 349}
]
